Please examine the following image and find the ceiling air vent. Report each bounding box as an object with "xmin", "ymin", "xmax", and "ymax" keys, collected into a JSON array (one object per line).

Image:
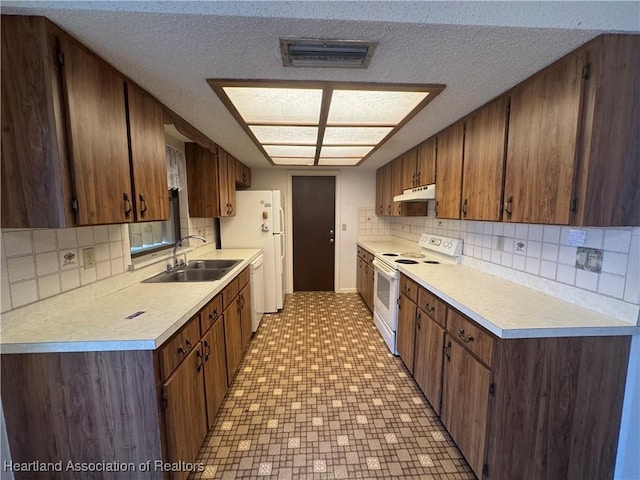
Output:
[{"xmin": 279, "ymin": 38, "xmax": 377, "ymax": 68}]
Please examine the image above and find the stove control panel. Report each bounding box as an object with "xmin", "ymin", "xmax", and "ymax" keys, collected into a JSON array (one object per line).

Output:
[{"xmin": 419, "ymin": 234, "xmax": 463, "ymax": 257}]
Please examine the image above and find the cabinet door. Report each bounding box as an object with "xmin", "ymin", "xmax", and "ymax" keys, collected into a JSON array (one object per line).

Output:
[
  {"xmin": 126, "ymin": 82, "xmax": 169, "ymax": 222},
  {"xmin": 462, "ymin": 97, "xmax": 508, "ymax": 221},
  {"xmin": 391, "ymin": 156, "xmax": 404, "ymax": 216},
  {"xmin": 365, "ymin": 262, "xmax": 374, "ymax": 312},
  {"xmin": 396, "ymin": 294, "xmax": 417, "ymax": 374},
  {"xmin": 381, "ymin": 162, "xmax": 393, "ymax": 216},
  {"xmin": 375, "ymin": 168, "xmax": 385, "ymax": 215},
  {"xmin": 185, "ymin": 143, "xmax": 220, "ymax": 217},
  {"xmin": 202, "ymin": 316, "xmax": 228, "ymax": 428},
  {"xmin": 240, "ymin": 283, "xmax": 252, "ymax": 351},
  {"xmin": 401, "ymin": 148, "xmax": 418, "ymax": 189},
  {"xmin": 162, "ymin": 344, "xmax": 207, "ymax": 480},
  {"xmin": 416, "ymin": 138, "xmax": 436, "ymax": 187},
  {"xmin": 441, "ymin": 336, "xmax": 491, "ymax": 479},
  {"xmin": 223, "ymin": 302, "xmax": 243, "ymax": 385},
  {"xmin": 59, "ymin": 35, "xmax": 132, "ymax": 225},
  {"xmin": 217, "ymin": 149, "xmax": 236, "ymax": 217},
  {"xmin": 435, "ymin": 122, "xmax": 464, "ymax": 219},
  {"xmin": 504, "ymin": 53, "xmax": 584, "ymax": 224},
  {"xmin": 413, "ymin": 310, "xmax": 445, "ymax": 414},
  {"xmin": 357, "ymin": 256, "xmax": 364, "ymax": 298}
]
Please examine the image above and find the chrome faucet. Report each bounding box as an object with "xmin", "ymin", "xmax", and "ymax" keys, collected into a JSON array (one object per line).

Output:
[{"xmin": 172, "ymin": 235, "xmax": 206, "ymax": 269}]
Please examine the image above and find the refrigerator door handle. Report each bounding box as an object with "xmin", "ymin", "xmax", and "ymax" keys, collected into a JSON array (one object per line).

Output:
[
  {"xmin": 280, "ymin": 233, "xmax": 285, "ymax": 261},
  {"xmin": 278, "ymin": 206, "xmax": 285, "ymax": 234}
]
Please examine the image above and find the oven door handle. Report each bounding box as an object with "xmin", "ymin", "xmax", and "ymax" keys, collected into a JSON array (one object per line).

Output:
[{"xmin": 372, "ymin": 259, "xmax": 397, "ymax": 280}]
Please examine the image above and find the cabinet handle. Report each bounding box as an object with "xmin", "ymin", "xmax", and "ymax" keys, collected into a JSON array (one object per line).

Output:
[
  {"xmin": 387, "ymin": 205, "xmax": 391, "ymax": 215},
  {"xmin": 457, "ymin": 328, "xmax": 474, "ymax": 344},
  {"xmin": 123, "ymin": 193, "xmax": 132, "ymax": 219},
  {"xmin": 209, "ymin": 310, "xmax": 218, "ymax": 322},
  {"xmin": 196, "ymin": 349, "xmax": 203, "ymax": 372},
  {"xmin": 462, "ymin": 199, "xmax": 468, "ymax": 218},
  {"xmin": 177, "ymin": 344, "xmax": 186, "ymax": 355},
  {"xmin": 359, "ymin": 260, "xmax": 363, "ymax": 268},
  {"xmin": 139, "ymin": 194, "xmax": 148, "ymax": 218},
  {"xmin": 435, "ymin": 201, "xmax": 439, "ymax": 217},
  {"xmin": 412, "ymin": 172, "xmax": 416, "ymax": 186},
  {"xmin": 365, "ymin": 266, "xmax": 368, "ymax": 274},
  {"xmin": 203, "ymin": 340, "xmax": 211, "ymax": 361},
  {"xmin": 186, "ymin": 338, "xmax": 192, "ymax": 349},
  {"xmin": 237, "ymin": 297, "xmax": 241, "ymax": 314},
  {"xmin": 445, "ymin": 340, "xmax": 452, "ymax": 362},
  {"xmin": 416, "ymin": 311, "xmax": 421, "ymax": 329},
  {"xmin": 397, "ymin": 203, "xmax": 402, "ymax": 215},
  {"xmin": 416, "ymin": 171, "xmax": 420, "ymax": 186},
  {"xmin": 504, "ymin": 195, "xmax": 513, "ymax": 220},
  {"xmin": 424, "ymin": 302, "xmax": 435, "ymax": 314}
]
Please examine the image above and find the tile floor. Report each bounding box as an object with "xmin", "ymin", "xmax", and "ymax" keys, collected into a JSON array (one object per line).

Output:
[{"xmin": 190, "ymin": 292, "xmax": 474, "ymax": 479}]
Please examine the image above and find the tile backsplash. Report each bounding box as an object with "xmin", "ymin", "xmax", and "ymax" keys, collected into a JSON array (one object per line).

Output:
[{"xmin": 357, "ymin": 207, "xmax": 640, "ymax": 308}]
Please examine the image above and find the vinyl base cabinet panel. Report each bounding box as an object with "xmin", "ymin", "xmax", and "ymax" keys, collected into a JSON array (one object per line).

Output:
[{"xmin": 396, "ymin": 293, "xmax": 417, "ymax": 374}]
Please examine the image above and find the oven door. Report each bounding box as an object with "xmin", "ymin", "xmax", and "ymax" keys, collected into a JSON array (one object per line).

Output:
[{"xmin": 372, "ymin": 258, "xmax": 399, "ymax": 330}]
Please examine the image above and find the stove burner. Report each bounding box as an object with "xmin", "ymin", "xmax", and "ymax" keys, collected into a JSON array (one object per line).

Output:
[
  {"xmin": 383, "ymin": 253, "xmax": 399, "ymax": 257},
  {"xmin": 423, "ymin": 260, "xmax": 441, "ymax": 264},
  {"xmin": 395, "ymin": 259, "xmax": 419, "ymax": 265},
  {"xmin": 400, "ymin": 252, "xmax": 425, "ymax": 259}
]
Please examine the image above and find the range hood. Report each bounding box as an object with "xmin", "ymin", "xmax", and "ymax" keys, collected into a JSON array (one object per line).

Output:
[{"xmin": 393, "ymin": 184, "xmax": 436, "ymax": 202}]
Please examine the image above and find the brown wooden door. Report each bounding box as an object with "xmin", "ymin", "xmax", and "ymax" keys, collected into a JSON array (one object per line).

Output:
[
  {"xmin": 435, "ymin": 122, "xmax": 464, "ymax": 219},
  {"xmin": 217, "ymin": 148, "xmax": 237, "ymax": 217},
  {"xmin": 441, "ymin": 335, "xmax": 491, "ymax": 479},
  {"xmin": 375, "ymin": 168, "xmax": 384, "ymax": 216},
  {"xmin": 416, "ymin": 138, "xmax": 436, "ymax": 187},
  {"xmin": 240, "ymin": 283, "xmax": 252, "ymax": 350},
  {"xmin": 504, "ymin": 53, "xmax": 584, "ymax": 224},
  {"xmin": 185, "ymin": 143, "xmax": 220, "ymax": 217},
  {"xmin": 401, "ymin": 148, "xmax": 418, "ymax": 189},
  {"xmin": 396, "ymin": 294, "xmax": 416, "ymax": 374},
  {"xmin": 162, "ymin": 344, "xmax": 207, "ymax": 480},
  {"xmin": 202, "ymin": 315, "xmax": 228, "ymax": 428},
  {"xmin": 126, "ymin": 82, "xmax": 169, "ymax": 222},
  {"xmin": 462, "ymin": 97, "xmax": 508, "ymax": 221},
  {"xmin": 223, "ymin": 303, "xmax": 242, "ymax": 385},
  {"xmin": 292, "ymin": 176, "xmax": 335, "ymax": 291},
  {"xmin": 413, "ymin": 310, "xmax": 445, "ymax": 415},
  {"xmin": 59, "ymin": 35, "xmax": 132, "ymax": 225}
]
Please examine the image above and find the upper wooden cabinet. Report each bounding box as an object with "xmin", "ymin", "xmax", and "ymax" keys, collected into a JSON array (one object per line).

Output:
[
  {"xmin": 391, "ymin": 156, "xmax": 405, "ymax": 217},
  {"xmin": 1, "ymin": 15, "xmax": 169, "ymax": 227},
  {"xmin": 185, "ymin": 142, "xmax": 220, "ymax": 217},
  {"xmin": 504, "ymin": 52, "xmax": 585, "ymax": 225},
  {"xmin": 402, "ymin": 140, "xmax": 436, "ymax": 190},
  {"xmin": 234, "ymin": 157, "xmax": 251, "ymax": 189},
  {"xmin": 126, "ymin": 82, "xmax": 170, "ymax": 222},
  {"xmin": 376, "ymin": 162, "xmax": 393, "ymax": 216},
  {"xmin": 461, "ymin": 97, "xmax": 508, "ymax": 221},
  {"xmin": 435, "ymin": 122, "xmax": 464, "ymax": 219},
  {"xmin": 217, "ymin": 148, "xmax": 237, "ymax": 217}
]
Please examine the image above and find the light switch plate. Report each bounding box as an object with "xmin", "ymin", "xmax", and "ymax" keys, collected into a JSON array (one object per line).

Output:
[{"xmin": 83, "ymin": 247, "xmax": 96, "ymax": 269}]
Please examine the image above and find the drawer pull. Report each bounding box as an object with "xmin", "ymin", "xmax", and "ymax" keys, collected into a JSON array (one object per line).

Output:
[
  {"xmin": 445, "ymin": 340, "xmax": 452, "ymax": 362},
  {"xmin": 196, "ymin": 350, "xmax": 203, "ymax": 372},
  {"xmin": 458, "ymin": 328, "xmax": 474, "ymax": 344},
  {"xmin": 424, "ymin": 302, "xmax": 435, "ymax": 314},
  {"xmin": 203, "ymin": 340, "xmax": 211, "ymax": 361},
  {"xmin": 209, "ymin": 310, "xmax": 218, "ymax": 322},
  {"xmin": 186, "ymin": 338, "xmax": 193, "ymax": 348},
  {"xmin": 177, "ymin": 344, "xmax": 186, "ymax": 355}
]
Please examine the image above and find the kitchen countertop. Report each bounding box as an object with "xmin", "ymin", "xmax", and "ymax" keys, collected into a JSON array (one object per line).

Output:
[
  {"xmin": 0, "ymin": 248, "xmax": 261, "ymax": 354},
  {"xmin": 358, "ymin": 237, "xmax": 639, "ymax": 339}
]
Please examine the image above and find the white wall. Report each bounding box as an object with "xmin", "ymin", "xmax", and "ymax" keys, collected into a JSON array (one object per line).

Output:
[{"xmin": 250, "ymin": 167, "xmax": 376, "ymax": 293}]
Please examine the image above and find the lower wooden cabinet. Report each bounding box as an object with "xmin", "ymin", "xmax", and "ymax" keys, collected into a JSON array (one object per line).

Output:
[
  {"xmin": 239, "ymin": 283, "xmax": 252, "ymax": 351},
  {"xmin": 399, "ymin": 273, "xmax": 631, "ymax": 480},
  {"xmin": 201, "ymin": 311, "xmax": 228, "ymax": 429},
  {"xmin": 356, "ymin": 247, "xmax": 374, "ymax": 312},
  {"xmin": 441, "ymin": 334, "xmax": 491, "ymax": 479},
  {"xmin": 162, "ymin": 344, "xmax": 208, "ymax": 480}
]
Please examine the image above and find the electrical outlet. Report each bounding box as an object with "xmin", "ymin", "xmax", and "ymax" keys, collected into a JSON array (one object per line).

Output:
[
  {"xmin": 496, "ymin": 236, "xmax": 505, "ymax": 252},
  {"xmin": 83, "ymin": 247, "xmax": 96, "ymax": 269},
  {"xmin": 514, "ymin": 240, "xmax": 527, "ymax": 254},
  {"xmin": 342, "ymin": 224, "xmax": 347, "ymax": 231}
]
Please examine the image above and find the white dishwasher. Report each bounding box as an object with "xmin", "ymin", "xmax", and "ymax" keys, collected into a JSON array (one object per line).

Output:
[{"xmin": 250, "ymin": 254, "xmax": 265, "ymax": 332}]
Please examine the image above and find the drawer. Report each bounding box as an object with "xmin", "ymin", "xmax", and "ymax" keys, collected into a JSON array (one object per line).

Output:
[
  {"xmin": 446, "ymin": 308, "xmax": 494, "ymax": 366},
  {"xmin": 237, "ymin": 266, "xmax": 250, "ymax": 289},
  {"xmin": 199, "ymin": 294, "xmax": 223, "ymax": 335},
  {"xmin": 159, "ymin": 314, "xmax": 201, "ymax": 380},
  {"xmin": 365, "ymin": 251, "xmax": 375, "ymax": 264},
  {"xmin": 222, "ymin": 277, "xmax": 239, "ymax": 310},
  {"xmin": 357, "ymin": 246, "xmax": 364, "ymax": 259},
  {"xmin": 399, "ymin": 274, "xmax": 418, "ymax": 303},
  {"xmin": 418, "ymin": 287, "xmax": 447, "ymax": 328}
]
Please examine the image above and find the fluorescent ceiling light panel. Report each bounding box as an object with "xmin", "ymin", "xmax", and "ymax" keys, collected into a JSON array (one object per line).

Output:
[
  {"xmin": 250, "ymin": 125, "xmax": 318, "ymax": 144},
  {"xmin": 327, "ymin": 90, "xmax": 429, "ymax": 125},
  {"xmin": 317, "ymin": 158, "xmax": 362, "ymax": 166},
  {"xmin": 264, "ymin": 145, "xmax": 317, "ymax": 157},
  {"xmin": 320, "ymin": 145, "xmax": 374, "ymax": 158},
  {"xmin": 271, "ymin": 157, "xmax": 315, "ymax": 166},
  {"xmin": 222, "ymin": 87, "xmax": 322, "ymax": 124},
  {"xmin": 323, "ymin": 126, "xmax": 392, "ymax": 145}
]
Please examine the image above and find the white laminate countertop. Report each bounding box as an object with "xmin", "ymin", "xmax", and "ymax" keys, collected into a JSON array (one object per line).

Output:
[
  {"xmin": 0, "ymin": 249, "xmax": 261, "ymax": 354},
  {"xmin": 357, "ymin": 237, "xmax": 639, "ymax": 339}
]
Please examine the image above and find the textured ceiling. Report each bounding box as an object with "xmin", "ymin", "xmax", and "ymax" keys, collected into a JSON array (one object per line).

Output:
[{"xmin": 2, "ymin": 1, "xmax": 639, "ymax": 169}]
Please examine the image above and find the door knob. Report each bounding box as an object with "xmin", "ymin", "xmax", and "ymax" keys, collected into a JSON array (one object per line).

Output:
[
  {"xmin": 330, "ymin": 229, "xmax": 334, "ymax": 234},
  {"xmin": 329, "ymin": 239, "xmax": 334, "ymax": 244}
]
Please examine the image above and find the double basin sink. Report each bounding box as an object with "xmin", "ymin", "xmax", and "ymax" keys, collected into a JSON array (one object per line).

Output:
[{"xmin": 143, "ymin": 259, "xmax": 241, "ymax": 283}]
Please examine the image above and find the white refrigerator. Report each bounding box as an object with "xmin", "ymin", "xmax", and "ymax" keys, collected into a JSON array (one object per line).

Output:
[{"xmin": 219, "ymin": 190, "xmax": 285, "ymax": 313}]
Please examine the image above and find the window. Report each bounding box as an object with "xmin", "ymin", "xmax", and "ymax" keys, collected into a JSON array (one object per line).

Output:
[{"xmin": 129, "ymin": 189, "xmax": 180, "ymax": 257}]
